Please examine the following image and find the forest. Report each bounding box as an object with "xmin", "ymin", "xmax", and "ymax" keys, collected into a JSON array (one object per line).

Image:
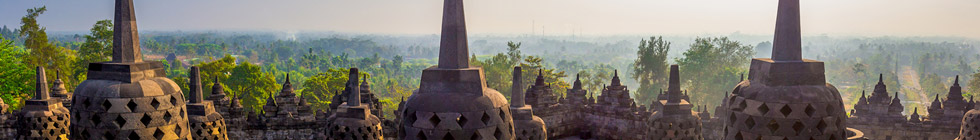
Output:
[{"xmin": 2, "ymin": 6, "xmax": 980, "ymax": 118}]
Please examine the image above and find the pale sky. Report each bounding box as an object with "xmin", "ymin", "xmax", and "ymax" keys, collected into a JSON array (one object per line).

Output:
[{"xmin": 1, "ymin": 0, "xmax": 979, "ymax": 38}]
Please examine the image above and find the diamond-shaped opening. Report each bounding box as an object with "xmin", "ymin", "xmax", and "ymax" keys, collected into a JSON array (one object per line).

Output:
[
  {"xmin": 744, "ymin": 117, "xmax": 756, "ymax": 129},
  {"xmin": 737, "ymin": 101, "xmax": 747, "ymax": 111},
  {"xmin": 757, "ymin": 103, "xmax": 770, "ymax": 114},
  {"xmin": 80, "ymin": 129, "xmax": 89, "ymax": 139},
  {"xmin": 817, "ymin": 120, "xmax": 828, "ymax": 132},
  {"xmin": 171, "ymin": 95, "xmax": 179, "ymax": 107},
  {"xmin": 417, "ymin": 131, "xmax": 427, "ymax": 140},
  {"xmin": 458, "ymin": 115, "xmax": 468, "ymax": 127},
  {"xmin": 826, "ymin": 104, "xmax": 835, "ymax": 114},
  {"xmin": 767, "ymin": 120, "xmax": 779, "ymax": 133},
  {"xmin": 471, "ymin": 131, "xmax": 481, "ymax": 140},
  {"xmin": 141, "ymin": 114, "xmax": 152, "ymax": 126},
  {"xmin": 103, "ymin": 100, "xmax": 113, "ymax": 110},
  {"xmin": 127, "ymin": 100, "xmax": 138, "ymax": 112},
  {"xmin": 499, "ymin": 109, "xmax": 507, "ymax": 121},
  {"xmin": 805, "ymin": 105, "xmax": 816, "ymax": 117},
  {"xmin": 114, "ymin": 116, "xmax": 127, "ymax": 127},
  {"xmin": 104, "ymin": 132, "xmax": 115, "ymax": 140},
  {"xmin": 494, "ymin": 127, "xmax": 503, "ymax": 139},
  {"xmin": 729, "ymin": 113, "xmax": 738, "ymax": 125},
  {"xmin": 442, "ymin": 133, "xmax": 454, "ymax": 140},
  {"xmin": 164, "ymin": 112, "xmax": 173, "ymax": 123},
  {"xmin": 734, "ymin": 132, "xmax": 743, "ymax": 140},
  {"xmin": 151, "ymin": 99, "xmax": 161, "ymax": 109},
  {"xmin": 129, "ymin": 132, "xmax": 141, "ymax": 140},
  {"xmin": 482, "ymin": 112, "xmax": 492, "ymax": 125},
  {"xmin": 82, "ymin": 99, "xmax": 91, "ymax": 108},
  {"xmin": 793, "ymin": 121, "xmax": 805, "ymax": 135},
  {"xmin": 92, "ymin": 115, "xmax": 102, "ymax": 126},
  {"xmin": 780, "ymin": 105, "xmax": 792, "ymax": 117},
  {"xmin": 175, "ymin": 124, "xmax": 183, "ymax": 136},
  {"xmin": 154, "ymin": 129, "xmax": 165, "ymax": 139},
  {"xmin": 428, "ymin": 115, "xmax": 441, "ymax": 126},
  {"xmin": 406, "ymin": 111, "xmax": 417, "ymax": 125}
]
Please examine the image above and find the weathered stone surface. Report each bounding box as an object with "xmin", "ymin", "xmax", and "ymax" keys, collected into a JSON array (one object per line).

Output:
[
  {"xmin": 187, "ymin": 67, "xmax": 229, "ymax": 140},
  {"xmin": 70, "ymin": 1, "xmax": 190, "ymax": 139},
  {"xmin": 322, "ymin": 68, "xmax": 384, "ymax": 140},
  {"xmin": 16, "ymin": 67, "xmax": 71, "ymax": 140}
]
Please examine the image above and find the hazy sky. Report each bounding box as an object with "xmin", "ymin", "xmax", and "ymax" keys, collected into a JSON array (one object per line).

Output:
[{"xmin": 2, "ymin": 0, "xmax": 979, "ymax": 38}]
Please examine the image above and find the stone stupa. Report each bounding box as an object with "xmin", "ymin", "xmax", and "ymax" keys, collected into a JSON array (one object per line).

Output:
[
  {"xmin": 722, "ymin": 0, "xmax": 848, "ymax": 139},
  {"xmin": 511, "ymin": 67, "xmax": 547, "ymax": 140},
  {"xmin": 70, "ymin": 0, "xmax": 190, "ymax": 139},
  {"xmin": 398, "ymin": 0, "xmax": 516, "ymax": 139},
  {"xmin": 16, "ymin": 67, "xmax": 71, "ymax": 139},
  {"xmin": 186, "ymin": 67, "xmax": 229, "ymax": 140},
  {"xmin": 323, "ymin": 68, "xmax": 384, "ymax": 140},
  {"xmin": 647, "ymin": 65, "xmax": 703, "ymax": 140}
]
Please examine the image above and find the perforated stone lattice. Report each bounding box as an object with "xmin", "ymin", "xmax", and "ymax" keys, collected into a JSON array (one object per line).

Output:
[
  {"xmin": 723, "ymin": 95, "xmax": 847, "ymax": 140},
  {"xmin": 401, "ymin": 106, "xmax": 515, "ymax": 140},
  {"xmin": 16, "ymin": 112, "xmax": 71, "ymax": 139},
  {"xmin": 70, "ymin": 81, "xmax": 190, "ymax": 140},
  {"xmin": 190, "ymin": 119, "xmax": 229, "ymax": 140},
  {"xmin": 958, "ymin": 109, "xmax": 980, "ymax": 139}
]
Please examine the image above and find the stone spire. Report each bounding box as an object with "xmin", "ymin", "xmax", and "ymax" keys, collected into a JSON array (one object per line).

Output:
[
  {"xmin": 360, "ymin": 74, "xmax": 371, "ymax": 92},
  {"xmin": 189, "ymin": 67, "xmax": 204, "ymax": 103},
  {"xmin": 872, "ymin": 74, "xmax": 889, "ymax": 99},
  {"xmin": 535, "ymin": 69, "xmax": 545, "ymax": 86},
  {"xmin": 34, "ymin": 66, "xmax": 49, "ymax": 100},
  {"xmin": 858, "ymin": 91, "xmax": 867, "ymax": 103},
  {"xmin": 266, "ymin": 94, "xmax": 278, "ymax": 107},
  {"xmin": 948, "ymin": 75, "xmax": 964, "ymax": 100},
  {"xmin": 930, "ymin": 95, "xmax": 943, "ymax": 110},
  {"xmin": 611, "ymin": 70, "xmax": 622, "ymax": 86},
  {"xmin": 50, "ymin": 70, "xmax": 69, "ymax": 97},
  {"xmin": 910, "ymin": 108, "xmax": 921, "ymax": 123},
  {"xmin": 280, "ymin": 73, "xmax": 294, "ymax": 96},
  {"xmin": 437, "ymin": 0, "xmax": 469, "ymax": 69},
  {"xmin": 723, "ymin": 0, "xmax": 846, "ymax": 138},
  {"xmin": 348, "ymin": 68, "xmax": 361, "ymax": 106},
  {"xmin": 17, "ymin": 66, "xmax": 71, "ymax": 139},
  {"xmin": 667, "ymin": 64, "xmax": 682, "ymax": 103},
  {"xmin": 186, "ymin": 67, "xmax": 229, "ymax": 139},
  {"xmin": 212, "ymin": 76, "xmax": 226, "ymax": 97},
  {"xmin": 70, "ymin": 1, "xmax": 190, "ymax": 138},
  {"xmin": 771, "ymin": 0, "xmax": 802, "ymax": 61},
  {"xmin": 112, "ymin": 0, "xmax": 142, "ymax": 63},
  {"xmin": 401, "ymin": 0, "xmax": 516, "ymax": 139},
  {"xmin": 512, "ymin": 66, "xmax": 525, "ymax": 107},
  {"xmin": 573, "ymin": 73, "xmax": 582, "ymax": 90}
]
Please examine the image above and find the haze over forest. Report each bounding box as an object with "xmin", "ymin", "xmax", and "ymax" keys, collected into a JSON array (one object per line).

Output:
[
  {"xmin": 1, "ymin": 1, "xmax": 980, "ymax": 119},
  {"xmin": 2, "ymin": 0, "xmax": 980, "ymax": 38}
]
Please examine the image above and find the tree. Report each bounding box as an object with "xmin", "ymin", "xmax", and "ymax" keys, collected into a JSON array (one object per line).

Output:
[
  {"xmin": 632, "ymin": 36, "xmax": 670, "ymax": 104},
  {"xmin": 969, "ymin": 71, "xmax": 980, "ymax": 97},
  {"xmin": 195, "ymin": 55, "xmax": 237, "ymax": 97},
  {"xmin": 75, "ymin": 19, "xmax": 113, "ymax": 82},
  {"xmin": 0, "ymin": 36, "xmax": 33, "ymax": 110},
  {"xmin": 676, "ymin": 37, "xmax": 753, "ymax": 108},
  {"xmin": 300, "ymin": 68, "xmax": 368, "ymax": 111},
  {"xmin": 18, "ymin": 6, "xmax": 78, "ymax": 94},
  {"xmin": 227, "ymin": 62, "xmax": 278, "ymax": 113}
]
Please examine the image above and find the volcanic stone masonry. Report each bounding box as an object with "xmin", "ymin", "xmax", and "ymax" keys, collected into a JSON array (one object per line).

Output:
[
  {"xmin": 186, "ymin": 67, "xmax": 229, "ymax": 140},
  {"xmin": 720, "ymin": 0, "xmax": 851, "ymax": 139},
  {"xmin": 397, "ymin": 0, "xmax": 516, "ymax": 139},
  {"xmin": 322, "ymin": 68, "xmax": 384, "ymax": 140},
  {"xmin": 1, "ymin": 0, "xmax": 977, "ymax": 139},
  {"xmin": 69, "ymin": 0, "xmax": 192, "ymax": 139},
  {"xmin": 16, "ymin": 67, "xmax": 71, "ymax": 139},
  {"xmin": 512, "ymin": 67, "xmax": 548, "ymax": 140}
]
